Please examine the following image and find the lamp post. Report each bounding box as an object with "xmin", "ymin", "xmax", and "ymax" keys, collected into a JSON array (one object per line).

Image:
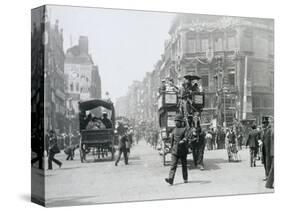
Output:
[
  {"xmin": 66, "ymin": 97, "xmax": 73, "ymax": 145},
  {"xmin": 223, "ymin": 87, "xmax": 227, "ymax": 130},
  {"xmin": 214, "ymin": 56, "xmax": 225, "ymax": 129}
]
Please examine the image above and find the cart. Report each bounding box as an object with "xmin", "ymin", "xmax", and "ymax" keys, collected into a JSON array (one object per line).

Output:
[{"xmin": 78, "ymin": 99, "xmax": 116, "ymax": 162}]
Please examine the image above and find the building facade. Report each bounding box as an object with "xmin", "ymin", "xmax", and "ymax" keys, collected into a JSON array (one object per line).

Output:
[
  {"xmin": 64, "ymin": 36, "xmax": 102, "ymax": 132},
  {"xmin": 64, "ymin": 36, "xmax": 102, "ymax": 111},
  {"xmin": 167, "ymin": 15, "xmax": 274, "ymax": 127},
  {"xmin": 116, "ymin": 14, "xmax": 274, "ymax": 130},
  {"xmin": 42, "ymin": 17, "xmax": 66, "ymax": 133},
  {"xmin": 115, "ymin": 96, "xmax": 128, "ymax": 118}
]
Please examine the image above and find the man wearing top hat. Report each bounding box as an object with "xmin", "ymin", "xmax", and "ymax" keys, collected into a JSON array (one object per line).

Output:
[
  {"xmin": 261, "ymin": 116, "xmax": 272, "ymax": 181},
  {"xmin": 165, "ymin": 114, "xmax": 193, "ymax": 185}
]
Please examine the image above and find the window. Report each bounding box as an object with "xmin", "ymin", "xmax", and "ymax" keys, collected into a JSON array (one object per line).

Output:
[
  {"xmin": 204, "ymin": 97, "xmax": 210, "ymax": 108},
  {"xmin": 227, "ymin": 69, "xmax": 235, "ymax": 86},
  {"xmin": 187, "ymin": 39, "xmax": 196, "ymax": 53},
  {"xmin": 269, "ymin": 72, "xmax": 274, "ymax": 90},
  {"xmin": 228, "ymin": 73, "xmax": 235, "ymax": 86},
  {"xmin": 76, "ymin": 83, "xmax": 79, "ymax": 92},
  {"xmin": 228, "ymin": 36, "xmax": 236, "ymax": 50},
  {"xmin": 55, "ymin": 103, "xmax": 60, "ymax": 113},
  {"xmin": 201, "ymin": 75, "xmax": 209, "ymax": 88},
  {"xmin": 201, "ymin": 38, "xmax": 209, "ymax": 52},
  {"xmin": 254, "ymin": 37, "xmax": 268, "ymax": 57},
  {"xmin": 263, "ymin": 96, "xmax": 273, "ymax": 108},
  {"xmin": 214, "ymin": 37, "xmax": 223, "ymax": 51},
  {"xmin": 252, "ymin": 96, "xmax": 260, "ymax": 108},
  {"xmin": 269, "ymin": 36, "xmax": 274, "ymax": 56},
  {"xmin": 70, "ymin": 82, "xmax": 74, "ymax": 92},
  {"xmin": 242, "ymin": 30, "xmax": 253, "ymax": 52}
]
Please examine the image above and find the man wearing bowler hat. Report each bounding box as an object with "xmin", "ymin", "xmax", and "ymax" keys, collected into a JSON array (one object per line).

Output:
[
  {"xmin": 261, "ymin": 116, "xmax": 272, "ymax": 181},
  {"xmin": 165, "ymin": 114, "xmax": 192, "ymax": 185}
]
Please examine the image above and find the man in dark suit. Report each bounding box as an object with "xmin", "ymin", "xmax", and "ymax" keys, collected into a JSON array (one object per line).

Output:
[
  {"xmin": 64, "ymin": 144, "xmax": 79, "ymax": 160},
  {"xmin": 48, "ymin": 130, "xmax": 62, "ymax": 170},
  {"xmin": 115, "ymin": 126, "xmax": 129, "ymax": 166},
  {"xmin": 31, "ymin": 130, "xmax": 44, "ymax": 169},
  {"xmin": 191, "ymin": 126, "xmax": 206, "ymax": 170},
  {"xmin": 246, "ymin": 124, "xmax": 259, "ymax": 167},
  {"xmin": 101, "ymin": 112, "xmax": 112, "ymax": 129},
  {"xmin": 165, "ymin": 114, "xmax": 193, "ymax": 185},
  {"xmin": 266, "ymin": 123, "xmax": 274, "ymax": 189},
  {"xmin": 261, "ymin": 116, "xmax": 272, "ymax": 181}
]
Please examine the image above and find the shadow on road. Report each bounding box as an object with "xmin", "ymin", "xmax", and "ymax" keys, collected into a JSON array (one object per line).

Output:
[
  {"xmin": 58, "ymin": 166, "xmax": 86, "ymax": 171},
  {"xmin": 83, "ymin": 158, "xmax": 114, "ymax": 163},
  {"xmin": 128, "ymin": 156, "xmax": 141, "ymax": 161},
  {"xmin": 203, "ymin": 158, "xmax": 229, "ymax": 170},
  {"xmin": 173, "ymin": 180, "xmax": 212, "ymax": 186}
]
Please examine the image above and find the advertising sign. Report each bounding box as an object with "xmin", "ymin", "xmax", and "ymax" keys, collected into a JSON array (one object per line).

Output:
[
  {"xmin": 165, "ymin": 93, "xmax": 177, "ymax": 104},
  {"xmin": 167, "ymin": 111, "xmax": 176, "ymax": 127}
]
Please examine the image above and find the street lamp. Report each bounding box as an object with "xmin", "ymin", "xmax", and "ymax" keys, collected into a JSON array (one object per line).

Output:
[
  {"xmin": 223, "ymin": 87, "xmax": 227, "ymax": 130},
  {"xmin": 66, "ymin": 97, "xmax": 73, "ymax": 145}
]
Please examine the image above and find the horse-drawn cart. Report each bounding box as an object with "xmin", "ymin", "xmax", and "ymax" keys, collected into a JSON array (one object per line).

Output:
[{"xmin": 78, "ymin": 99, "xmax": 116, "ymax": 162}]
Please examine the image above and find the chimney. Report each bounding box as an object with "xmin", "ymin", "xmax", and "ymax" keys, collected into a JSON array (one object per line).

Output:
[{"xmin": 79, "ymin": 36, "xmax": 88, "ymax": 54}]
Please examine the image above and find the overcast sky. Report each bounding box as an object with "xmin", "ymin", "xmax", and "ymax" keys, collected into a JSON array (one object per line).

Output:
[{"xmin": 48, "ymin": 5, "xmax": 174, "ymax": 102}]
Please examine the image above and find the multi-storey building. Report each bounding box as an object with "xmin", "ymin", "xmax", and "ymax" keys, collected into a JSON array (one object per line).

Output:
[
  {"xmin": 118, "ymin": 14, "xmax": 274, "ymax": 129},
  {"xmin": 64, "ymin": 36, "xmax": 102, "ymax": 132},
  {"xmin": 167, "ymin": 14, "xmax": 274, "ymax": 127},
  {"xmin": 126, "ymin": 80, "xmax": 142, "ymax": 125},
  {"xmin": 40, "ymin": 16, "xmax": 66, "ymax": 133},
  {"xmin": 64, "ymin": 36, "xmax": 102, "ymax": 111},
  {"xmin": 115, "ymin": 96, "xmax": 128, "ymax": 117},
  {"xmin": 31, "ymin": 7, "xmax": 45, "ymax": 136}
]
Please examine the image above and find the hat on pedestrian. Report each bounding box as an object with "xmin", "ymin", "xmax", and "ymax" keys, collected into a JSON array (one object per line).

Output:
[
  {"xmin": 174, "ymin": 114, "xmax": 184, "ymax": 122},
  {"xmin": 262, "ymin": 116, "xmax": 269, "ymax": 124},
  {"xmin": 251, "ymin": 124, "xmax": 257, "ymax": 129}
]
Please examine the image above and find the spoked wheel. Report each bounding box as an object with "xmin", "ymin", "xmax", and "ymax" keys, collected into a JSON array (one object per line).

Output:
[
  {"xmin": 163, "ymin": 152, "xmax": 166, "ymax": 166},
  {"xmin": 80, "ymin": 144, "xmax": 87, "ymax": 163},
  {"xmin": 111, "ymin": 146, "xmax": 115, "ymax": 161},
  {"xmin": 80, "ymin": 148, "xmax": 84, "ymax": 163}
]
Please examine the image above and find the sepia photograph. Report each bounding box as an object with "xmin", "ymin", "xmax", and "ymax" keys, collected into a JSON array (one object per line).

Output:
[{"xmin": 31, "ymin": 4, "xmax": 274, "ymax": 207}]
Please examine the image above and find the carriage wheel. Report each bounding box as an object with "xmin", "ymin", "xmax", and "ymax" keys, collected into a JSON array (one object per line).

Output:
[
  {"xmin": 80, "ymin": 144, "xmax": 87, "ymax": 163},
  {"xmin": 80, "ymin": 148, "xmax": 84, "ymax": 163},
  {"xmin": 163, "ymin": 151, "xmax": 166, "ymax": 166},
  {"xmin": 111, "ymin": 146, "xmax": 115, "ymax": 161}
]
